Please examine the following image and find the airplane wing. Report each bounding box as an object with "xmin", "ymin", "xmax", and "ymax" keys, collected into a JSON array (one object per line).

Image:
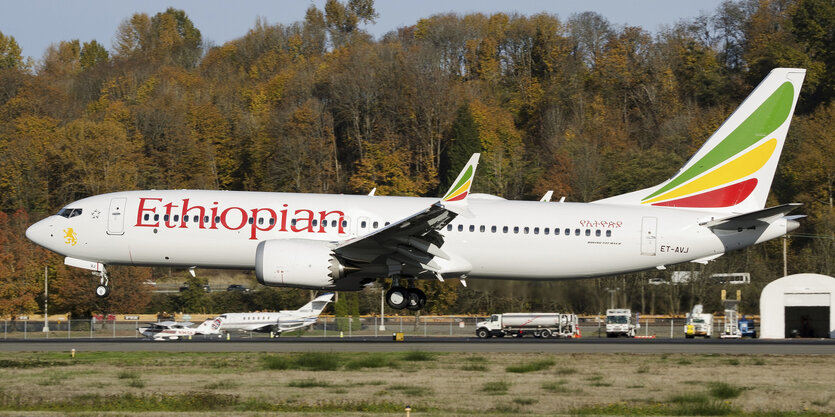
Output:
[{"xmin": 333, "ymin": 154, "xmax": 479, "ymax": 279}]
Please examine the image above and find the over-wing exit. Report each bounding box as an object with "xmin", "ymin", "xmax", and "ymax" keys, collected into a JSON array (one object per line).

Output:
[{"xmin": 27, "ymin": 68, "xmax": 806, "ymax": 311}]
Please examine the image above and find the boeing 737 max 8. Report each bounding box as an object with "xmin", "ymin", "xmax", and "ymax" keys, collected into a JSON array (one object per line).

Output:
[{"xmin": 26, "ymin": 68, "xmax": 806, "ymax": 311}]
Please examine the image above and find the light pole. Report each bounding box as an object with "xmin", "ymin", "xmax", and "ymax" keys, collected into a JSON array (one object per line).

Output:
[
  {"xmin": 379, "ymin": 287, "xmax": 386, "ymax": 332},
  {"xmin": 42, "ymin": 266, "xmax": 49, "ymax": 333},
  {"xmin": 605, "ymin": 287, "xmax": 619, "ymax": 309}
]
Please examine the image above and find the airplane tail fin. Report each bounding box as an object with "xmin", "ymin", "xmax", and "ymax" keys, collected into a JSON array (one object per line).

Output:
[
  {"xmin": 298, "ymin": 293, "xmax": 334, "ymax": 315},
  {"xmin": 596, "ymin": 68, "xmax": 805, "ymax": 212},
  {"xmin": 195, "ymin": 319, "xmax": 219, "ymax": 335}
]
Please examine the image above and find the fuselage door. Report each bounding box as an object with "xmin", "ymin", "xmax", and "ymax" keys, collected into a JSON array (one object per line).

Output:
[
  {"xmin": 107, "ymin": 197, "xmax": 127, "ymax": 235},
  {"xmin": 641, "ymin": 216, "xmax": 657, "ymax": 256}
]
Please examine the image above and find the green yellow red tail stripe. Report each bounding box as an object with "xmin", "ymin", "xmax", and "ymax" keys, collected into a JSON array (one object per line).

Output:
[{"xmin": 442, "ymin": 154, "xmax": 480, "ymax": 202}]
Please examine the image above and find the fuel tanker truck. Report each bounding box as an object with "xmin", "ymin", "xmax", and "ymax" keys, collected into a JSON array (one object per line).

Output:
[{"xmin": 476, "ymin": 313, "xmax": 580, "ymax": 339}]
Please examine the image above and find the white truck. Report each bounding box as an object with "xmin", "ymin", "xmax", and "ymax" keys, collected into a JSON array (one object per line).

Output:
[
  {"xmin": 684, "ymin": 304, "xmax": 713, "ymax": 338},
  {"xmin": 476, "ymin": 313, "xmax": 579, "ymax": 339},
  {"xmin": 605, "ymin": 309, "xmax": 638, "ymax": 338}
]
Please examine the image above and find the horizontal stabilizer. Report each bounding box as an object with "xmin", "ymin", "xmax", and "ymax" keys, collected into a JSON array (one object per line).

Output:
[
  {"xmin": 691, "ymin": 254, "xmax": 723, "ymax": 264},
  {"xmin": 702, "ymin": 203, "xmax": 802, "ymax": 230}
]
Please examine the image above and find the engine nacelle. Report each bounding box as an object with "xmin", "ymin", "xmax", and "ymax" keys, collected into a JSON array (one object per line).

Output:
[{"xmin": 255, "ymin": 239, "xmax": 344, "ymax": 289}]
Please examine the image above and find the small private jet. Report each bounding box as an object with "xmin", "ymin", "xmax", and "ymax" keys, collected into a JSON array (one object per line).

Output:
[
  {"xmin": 138, "ymin": 319, "xmax": 216, "ymax": 340},
  {"xmin": 209, "ymin": 293, "xmax": 333, "ymax": 336},
  {"xmin": 26, "ymin": 68, "xmax": 806, "ymax": 311}
]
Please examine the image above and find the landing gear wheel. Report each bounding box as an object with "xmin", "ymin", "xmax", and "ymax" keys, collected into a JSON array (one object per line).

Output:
[
  {"xmin": 95, "ymin": 285, "xmax": 111, "ymax": 298},
  {"xmin": 386, "ymin": 286, "xmax": 409, "ymax": 309},
  {"xmin": 405, "ymin": 288, "xmax": 427, "ymax": 311}
]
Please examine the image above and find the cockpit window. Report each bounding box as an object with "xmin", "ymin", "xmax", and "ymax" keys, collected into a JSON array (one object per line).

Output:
[{"xmin": 57, "ymin": 208, "xmax": 83, "ymax": 218}]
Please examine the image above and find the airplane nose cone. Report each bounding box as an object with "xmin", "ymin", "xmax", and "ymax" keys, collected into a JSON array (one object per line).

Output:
[{"xmin": 25, "ymin": 219, "xmax": 51, "ymax": 248}]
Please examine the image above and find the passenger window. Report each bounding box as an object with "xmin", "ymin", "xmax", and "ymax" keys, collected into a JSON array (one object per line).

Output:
[
  {"xmin": 523, "ymin": 227, "xmax": 529, "ymax": 234},
  {"xmin": 606, "ymin": 230, "xmax": 612, "ymax": 237},
  {"xmin": 491, "ymin": 226, "xmax": 497, "ymax": 233},
  {"xmin": 564, "ymin": 228, "xmax": 570, "ymax": 236},
  {"xmin": 144, "ymin": 214, "xmax": 150, "ymax": 221},
  {"xmin": 215, "ymin": 216, "xmax": 221, "ymax": 224},
  {"xmin": 503, "ymin": 226, "xmax": 508, "ymax": 233},
  {"xmin": 595, "ymin": 229, "xmax": 601, "ymax": 237},
  {"xmin": 164, "ymin": 215, "xmax": 169, "ymax": 222},
  {"xmin": 204, "ymin": 216, "xmax": 209, "ymax": 223},
  {"xmin": 270, "ymin": 218, "xmax": 276, "ymax": 225},
  {"xmin": 385, "ymin": 222, "xmax": 390, "ymax": 226},
  {"xmin": 373, "ymin": 221, "xmax": 379, "ymax": 229},
  {"xmin": 513, "ymin": 226, "xmax": 519, "ymax": 234},
  {"xmin": 258, "ymin": 218, "xmax": 264, "ymax": 225},
  {"xmin": 248, "ymin": 218, "xmax": 254, "ymax": 225},
  {"xmin": 342, "ymin": 220, "xmax": 347, "ymax": 228},
  {"xmin": 332, "ymin": 220, "xmax": 337, "ymax": 227},
  {"xmin": 544, "ymin": 228, "xmax": 550, "ymax": 235},
  {"xmin": 479, "ymin": 225, "xmax": 485, "ymax": 232},
  {"xmin": 173, "ymin": 215, "xmax": 179, "ymax": 222},
  {"xmin": 360, "ymin": 220, "xmax": 366, "ymax": 228},
  {"xmin": 469, "ymin": 225, "xmax": 475, "ymax": 232},
  {"xmin": 534, "ymin": 227, "xmax": 539, "ymax": 235},
  {"xmin": 458, "ymin": 225, "xmax": 463, "ymax": 232},
  {"xmin": 154, "ymin": 214, "xmax": 159, "ymax": 221},
  {"xmin": 312, "ymin": 220, "xmax": 318, "ymax": 227},
  {"xmin": 554, "ymin": 228, "xmax": 560, "ymax": 235},
  {"xmin": 447, "ymin": 225, "xmax": 452, "ymax": 231},
  {"xmin": 585, "ymin": 229, "xmax": 591, "ymax": 236},
  {"xmin": 574, "ymin": 229, "xmax": 580, "ymax": 236}
]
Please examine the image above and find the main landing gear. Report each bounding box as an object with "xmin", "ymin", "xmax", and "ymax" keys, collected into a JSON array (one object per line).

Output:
[{"xmin": 386, "ymin": 285, "xmax": 426, "ymax": 311}]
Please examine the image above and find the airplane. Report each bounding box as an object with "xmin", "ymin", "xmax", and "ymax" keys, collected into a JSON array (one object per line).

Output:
[
  {"xmin": 138, "ymin": 319, "xmax": 217, "ymax": 340},
  {"xmin": 26, "ymin": 68, "xmax": 805, "ymax": 311},
  {"xmin": 210, "ymin": 293, "xmax": 334, "ymax": 336}
]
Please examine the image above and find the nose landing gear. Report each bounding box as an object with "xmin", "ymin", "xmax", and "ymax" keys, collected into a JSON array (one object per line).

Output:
[{"xmin": 94, "ymin": 265, "xmax": 110, "ymax": 298}]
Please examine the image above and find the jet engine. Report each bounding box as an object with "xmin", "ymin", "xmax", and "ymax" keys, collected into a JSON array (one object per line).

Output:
[{"xmin": 255, "ymin": 239, "xmax": 345, "ymax": 289}]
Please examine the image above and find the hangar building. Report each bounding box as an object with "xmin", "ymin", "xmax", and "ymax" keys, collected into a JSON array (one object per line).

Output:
[{"xmin": 760, "ymin": 273, "xmax": 835, "ymax": 339}]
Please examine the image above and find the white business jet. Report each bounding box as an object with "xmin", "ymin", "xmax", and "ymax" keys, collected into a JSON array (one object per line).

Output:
[
  {"xmin": 209, "ymin": 293, "xmax": 333, "ymax": 336},
  {"xmin": 26, "ymin": 68, "xmax": 806, "ymax": 311},
  {"xmin": 138, "ymin": 319, "xmax": 216, "ymax": 340}
]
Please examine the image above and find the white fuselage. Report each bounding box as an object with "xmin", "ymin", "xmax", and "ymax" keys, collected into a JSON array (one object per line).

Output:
[{"xmin": 26, "ymin": 190, "xmax": 795, "ymax": 282}]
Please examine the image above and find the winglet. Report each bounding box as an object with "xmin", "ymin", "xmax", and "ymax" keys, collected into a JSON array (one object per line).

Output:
[
  {"xmin": 442, "ymin": 153, "xmax": 480, "ymax": 202},
  {"xmin": 540, "ymin": 190, "xmax": 554, "ymax": 202}
]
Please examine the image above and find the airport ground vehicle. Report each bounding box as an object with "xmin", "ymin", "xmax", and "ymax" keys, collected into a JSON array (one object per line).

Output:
[
  {"xmin": 738, "ymin": 316, "xmax": 756, "ymax": 338},
  {"xmin": 605, "ymin": 309, "xmax": 638, "ymax": 337},
  {"xmin": 476, "ymin": 313, "xmax": 579, "ymax": 338},
  {"xmin": 685, "ymin": 305, "xmax": 713, "ymax": 338}
]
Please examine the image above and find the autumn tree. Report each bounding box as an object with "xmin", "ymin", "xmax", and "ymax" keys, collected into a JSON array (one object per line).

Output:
[
  {"xmin": 0, "ymin": 31, "xmax": 25, "ymax": 70},
  {"xmin": 0, "ymin": 210, "xmax": 43, "ymax": 317},
  {"xmin": 79, "ymin": 40, "xmax": 109, "ymax": 69}
]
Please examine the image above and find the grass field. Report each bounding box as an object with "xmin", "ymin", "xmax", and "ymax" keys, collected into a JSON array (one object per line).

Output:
[{"xmin": 0, "ymin": 351, "xmax": 832, "ymax": 416}]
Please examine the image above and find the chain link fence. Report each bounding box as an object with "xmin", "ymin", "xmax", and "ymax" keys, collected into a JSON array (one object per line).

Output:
[{"xmin": 1, "ymin": 316, "xmax": 758, "ymax": 340}]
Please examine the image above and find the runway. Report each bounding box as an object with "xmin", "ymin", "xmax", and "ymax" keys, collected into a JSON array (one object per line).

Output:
[{"xmin": 2, "ymin": 337, "xmax": 834, "ymax": 354}]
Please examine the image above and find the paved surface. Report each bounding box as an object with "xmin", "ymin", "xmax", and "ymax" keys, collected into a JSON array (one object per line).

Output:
[{"xmin": 1, "ymin": 337, "xmax": 834, "ymax": 354}]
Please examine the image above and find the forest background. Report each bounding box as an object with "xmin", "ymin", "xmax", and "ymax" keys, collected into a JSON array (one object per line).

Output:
[{"xmin": 0, "ymin": 0, "xmax": 832, "ymax": 319}]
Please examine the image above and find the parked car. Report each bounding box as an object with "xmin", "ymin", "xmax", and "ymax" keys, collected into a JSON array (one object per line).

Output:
[
  {"xmin": 226, "ymin": 284, "xmax": 250, "ymax": 292},
  {"xmin": 179, "ymin": 283, "xmax": 211, "ymax": 292}
]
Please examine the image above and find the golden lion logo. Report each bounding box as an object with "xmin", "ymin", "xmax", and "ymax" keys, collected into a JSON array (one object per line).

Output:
[{"xmin": 63, "ymin": 228, "xmax": 78, "ymax": 246}]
